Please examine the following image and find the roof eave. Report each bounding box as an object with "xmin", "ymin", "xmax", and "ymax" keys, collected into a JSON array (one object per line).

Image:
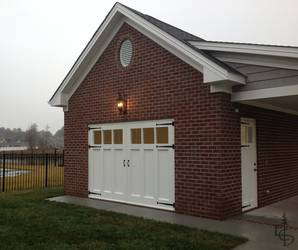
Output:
[{"xmin": 190, "ymin": 41, "xmax": 298, "ymax": 59}]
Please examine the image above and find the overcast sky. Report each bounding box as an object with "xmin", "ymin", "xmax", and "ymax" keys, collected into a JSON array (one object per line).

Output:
[{"xmin": 1, "ymin": 0, "xmax": 297, "ymax": 133}]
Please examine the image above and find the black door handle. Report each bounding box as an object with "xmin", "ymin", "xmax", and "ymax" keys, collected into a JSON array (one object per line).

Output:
[
  {"xmin": 123, "ymin": 160, "xmax": 126, "ymax": 167},
  {"xmin": 127, "ymin": 160, "xmax": 130, "ymax": 167}
]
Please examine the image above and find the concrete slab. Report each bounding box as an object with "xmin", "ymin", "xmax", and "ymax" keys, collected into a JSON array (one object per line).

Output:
[
  {"xmin": 48, "ymin": 195, "xmax": 298, "ymax": 250},
  {"xmin": 242, "ymin": 196, "xmax": 298, "ymax": 228},
  {"xmin": 48, "ymin": 196, "xmax": 120, "ymax": 210}
]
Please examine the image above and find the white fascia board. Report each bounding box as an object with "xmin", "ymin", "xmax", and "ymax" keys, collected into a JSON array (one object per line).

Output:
[
  {"xmin": 190, "ymin": 41, "xmax": 298, "ymax": 59},
  {"xmin": 49, "ymin": 6, "xmax": 122, "ymax": 107},
  {"xmin": 125, "ymin": 17, "xmax": 243, "ymax": 85},
  {"xmin": 203, "ymin": 66, "xmax": 244, "ymax": 85},
  {"xmin": 239, "ymin": 100, "xmax": 298, "ymax": 116},
  {"xmin": 62, "ymin": 19, "xmax": 125, "ymax": 106},
  {"xmin": 48, "ymin": 92, "xmax": 68, "ymax": 107},
  {"xmin": 232, "ymin": 84, "xmax": 298, "ymax": 102},
  {"xmin": 48, "ymin": 94, "xmax": 59, "ymax": 106},
  {"xmin": 210, "ymin": 82, "xmax": 233, "ymax": 94},
  {"xmin": 213, "ymin": 52, "xmax": 298, "ymax": 71}
]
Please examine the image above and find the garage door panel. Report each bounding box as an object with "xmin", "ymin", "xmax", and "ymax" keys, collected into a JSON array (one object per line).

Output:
[
  {"xmin": 144, "ymin": 149, "xmax": 157, "ymax": 199},
  {"xmin": 88, "ymin": 149, "xmax": 95, "ymax": 192},
  {"xmin": 92, "ymin": 149, "xmax": 102, "ymax": 194},
  {"xmin": 102, "ymin": 149, "xmax": 113, "ymax": 195},
  {"xmin": 89, "ymin": 149, "xmax": 103, "ymax": 195},
  {"xmin": 88, "ymin": 128, "xmax": 103, "ymax": 195},
  {"xmin": 113, "ymin": 149, "xmax": 126, "ymax": 197},
  {"xmin": 129, "ymin": 149, "xmax": 143, "ymax": 198},
  {"xmin": 157, "ymin": 149, "xmax": 174, "ymax": 203}
]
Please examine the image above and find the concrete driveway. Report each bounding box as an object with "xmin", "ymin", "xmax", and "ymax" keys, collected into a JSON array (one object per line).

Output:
[{"xmin": 49, "ymin": 195, "xmax": 298, "ymax": 250}]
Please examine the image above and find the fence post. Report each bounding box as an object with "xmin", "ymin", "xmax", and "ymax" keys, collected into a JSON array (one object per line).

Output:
[
  {"xmin": 45, "ymin": 153, "xmax": 48, "ymax": 188},
  {"xmin": 54, "ymin": 148, "xmax": 57, "ymax": 167},
  {"xmin": 31, "ymin": 149, "xmax": 33, "ymax": 166},
  {"xmin": 2, "ymin": 152, "xmax": 5, "ymax": 192}
]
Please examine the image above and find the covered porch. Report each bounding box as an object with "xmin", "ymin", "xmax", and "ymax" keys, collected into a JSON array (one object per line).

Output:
[
  {"xmin": 232, "ymin": 84, "xmax": 298, "ymax": 116},
  {"xmin": 233, "ymin": 82, "xmax": 298, "ymax": 212}
]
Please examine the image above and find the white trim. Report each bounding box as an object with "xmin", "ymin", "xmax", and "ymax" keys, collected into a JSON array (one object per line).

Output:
[
  {"xmin": 63, "ymin": 19, "xmax": 125, "ymax": 107},
  {"xmin": 49, "ymin": 15, "xmax": 125, "ymax": 107},
  {"xmin": 88, "ymin": 118, "xmax": 174, "ymax": 128},
  {"xmin": 124, "ymin": 17, "xmax": 243, "ymax": 85},
  {"xmin": 88, "ymin": 194, "xmax": 175, "ymax": 211},
  {"xmin": 190, "ymin": 41, "xmax": 298, "ymax": 59},
  {"xmin": 120, "ymin": 11, "xmax": 244, "ymax": 83},
  {"xmin": 49, "ymin": 3, "xmax": 245, "ymax": 107},
  {"xmin": 210, "ymin": 84, "xmax": 231, "ymax": 94},
  {"xmin": 232, "ymin": 85, "xmax": 298, "ymax": 101},
  {"xmin": 238, "ymin": 100, "xmax": 298, "ymax": 116},
  {"xmin": 213, "ymin": 52, "xmax": 298, "ymax": 71},
  {"xmin": 209, "ymin": 80, "xmax": 234, "ymax": 94}
]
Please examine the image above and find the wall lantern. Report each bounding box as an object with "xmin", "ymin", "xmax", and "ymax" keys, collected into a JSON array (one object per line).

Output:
[{"xmin": 116, "ymin": 93, "xmax": 127, "ymax": 114}]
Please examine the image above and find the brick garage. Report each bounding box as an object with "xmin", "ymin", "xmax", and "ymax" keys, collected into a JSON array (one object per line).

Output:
[
  {"xmin": 50, "ymin": 3, "xmax": 298, "ymax": 220},
  {"xmin": 64, "ymin": 23, "xmax": 241, "ymax": 219}
]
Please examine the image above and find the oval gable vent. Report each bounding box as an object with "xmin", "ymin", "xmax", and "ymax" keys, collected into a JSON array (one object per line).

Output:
[{"xmin": 120, "ymin": 39, "xmax": 133, "ymax": 67}]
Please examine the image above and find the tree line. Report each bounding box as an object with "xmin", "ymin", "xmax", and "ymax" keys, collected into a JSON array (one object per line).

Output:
[{"xmin": 0, "ymin": 124, "xmax": 64, "ymax": 149}]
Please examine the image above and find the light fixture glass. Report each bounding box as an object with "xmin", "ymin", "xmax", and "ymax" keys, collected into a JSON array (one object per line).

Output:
[{"xmin": 116, "ymin": 93, "xmax": 127, "ymax": 114}]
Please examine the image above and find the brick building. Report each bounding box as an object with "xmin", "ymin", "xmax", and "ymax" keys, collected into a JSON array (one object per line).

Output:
[{"xmin": 50, "ymin": 3, "xmax": 298, "ymax": 219}]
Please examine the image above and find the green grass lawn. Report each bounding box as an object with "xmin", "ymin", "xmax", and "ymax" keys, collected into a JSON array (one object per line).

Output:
[{"xmin": 0, "ymin": 188, "xmax": 246, "ymax": 250}]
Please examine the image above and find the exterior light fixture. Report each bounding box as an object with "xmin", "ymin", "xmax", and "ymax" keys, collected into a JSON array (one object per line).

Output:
[{"xmin": 116, "ymin": 93, "xmax": 127, "ymax": 114}]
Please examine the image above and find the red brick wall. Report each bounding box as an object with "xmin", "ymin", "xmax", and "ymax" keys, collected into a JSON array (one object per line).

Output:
[
  {"xmin": 64, "ymin": 23, "xmax": 242, "ymax": 219},
  {"xmin": 238, "ymin": 105, "xmax": 298, "ymax": 208}
]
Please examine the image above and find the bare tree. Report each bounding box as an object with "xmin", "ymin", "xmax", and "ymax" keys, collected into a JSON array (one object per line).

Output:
[
  {"xmin": 38, "ymin": 125, "xmax": 53, "ymax": 149},
  {"xmin": 25, "ymin": 123, "xmax": 38, "ymax": 149},
  {"xmin": 54, "ymin": 126, "xmax": 64, "ymax": 148}
]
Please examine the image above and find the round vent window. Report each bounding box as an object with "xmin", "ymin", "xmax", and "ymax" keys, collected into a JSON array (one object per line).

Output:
[{"xmin": 120, "ymin": 39, "xmax": 133, "ymax": 67}]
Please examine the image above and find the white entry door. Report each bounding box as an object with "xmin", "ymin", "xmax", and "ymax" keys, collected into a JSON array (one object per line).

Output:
[
  {"xmin": 88, "ymin": 120, "xmax": 175, "ymax": 210},
  {"xmin": 241, "ymin": 118, "xmax": 258, "ymax": 211}
]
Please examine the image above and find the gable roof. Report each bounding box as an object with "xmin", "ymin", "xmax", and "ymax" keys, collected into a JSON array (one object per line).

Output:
[
  {"xmin": 49, "ymin": 2, "xmax": 245, "ymax": 108},
  {"xmin": 122, "ymin": 4, "xmax": 204, "ymax": 42},
  {"xmin": 122, "ymin": 3, "xmax": 243, "ymax": 76}
]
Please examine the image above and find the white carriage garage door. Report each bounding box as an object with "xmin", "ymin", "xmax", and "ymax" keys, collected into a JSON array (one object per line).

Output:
[{"xmin": 88, "ymin": 120, "xmax": 175, "ymax": 210}]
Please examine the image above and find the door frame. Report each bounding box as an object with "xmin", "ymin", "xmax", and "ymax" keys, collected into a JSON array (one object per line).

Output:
[{"xmin": 241, "ymin": 117, "xmax": 258, "ymax": 211}]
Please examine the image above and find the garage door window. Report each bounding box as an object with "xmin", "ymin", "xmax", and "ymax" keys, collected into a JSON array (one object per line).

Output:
[
  {"xmin": 113, "ymin": 129, "xmax": 123, "ymax": 144},
  {"xmin": 93, "ymin": 130, "xmax": 101, "ymax": 145},
  {"xmin": 103, "ymin": 130, "xmax": 112, "ymax": 144},
  {"xmin": 143, "ymin": 128, "xmax": 154, "ymax": 144},
  {"xmin": 156, "ymin": 127, "xmax": 168, "ymax": 144},
  {"xmin": 131, "ymin": 128, "xmax": 141, "ymax": 144}
]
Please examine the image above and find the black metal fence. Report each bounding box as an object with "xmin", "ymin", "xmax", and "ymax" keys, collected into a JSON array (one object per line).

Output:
[{"xmin": 0, "ymin": 150, "xmax": 64, "ymax": 192}]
